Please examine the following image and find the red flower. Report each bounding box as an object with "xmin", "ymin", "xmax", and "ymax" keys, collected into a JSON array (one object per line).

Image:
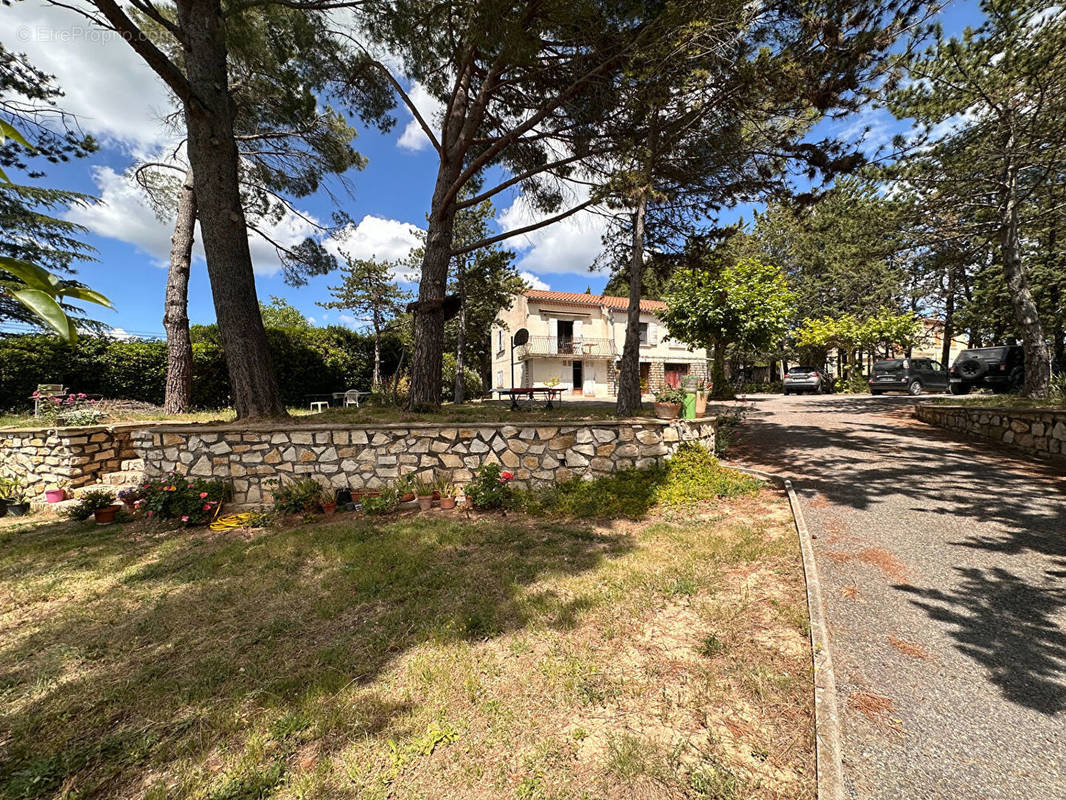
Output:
[
  {"xmin": 199, "ymin": 491, "xmax": 209, "ymax": 498},
  {"xmin": 202, "ymin": 504, "xmax": 211, "ymax": 511},
  {"xmin": 499, "ymin": 471, "xmax": 514, "ymax": 482}
]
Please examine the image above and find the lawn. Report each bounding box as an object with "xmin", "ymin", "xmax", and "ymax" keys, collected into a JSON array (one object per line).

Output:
[
  {"xmin": 0, "ymin": 481, "xmax": 812, "ymax": 799},
  {"xmin": 0, "ymin": 401, "xmax": 623, "ymax": 431}
]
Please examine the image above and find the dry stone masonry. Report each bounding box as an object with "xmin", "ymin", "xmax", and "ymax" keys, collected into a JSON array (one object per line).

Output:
[
  {"xmin": 915, "ymin": 403, "xmax": 1066, "ymax": 464},
  {"xmin": 0, "ymin": 423, "xmax": 146, "ymax": 495},
  {"xmin": 132, "ymin": 418, "xmax": 717, "ymax": 506}
]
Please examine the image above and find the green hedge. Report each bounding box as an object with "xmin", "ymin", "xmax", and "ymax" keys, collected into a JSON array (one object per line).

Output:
[{"xmin": 0, "ymin": 326, "xmax": 404, "ymax": 411}]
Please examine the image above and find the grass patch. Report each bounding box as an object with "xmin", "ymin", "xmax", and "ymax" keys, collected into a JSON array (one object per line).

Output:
[
  {"xmin": 516, "ymin": 443, "xmax": 763, "ymax": 519},
  {"xmin": 0, "ymin": 484, "xmax": 810, "ymax": 800}
]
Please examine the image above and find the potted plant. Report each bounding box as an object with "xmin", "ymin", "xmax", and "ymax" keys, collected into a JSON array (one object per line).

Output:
[
  {"xmin": 117, "ymin": 486, "xmax": 145, "ymax": 513},
  {"xmin": 438, "ymin": 482, "xmax": 458, "ymax": 510},
  {"xmin": 396, "ymin": 475, "xmax": 416, "ymax": 503},
  {"xmin": 413, "ymin": 477, "xmax": 434, "ymax": 511},
  {"xmin": 45, "ymin": 481, "xmax": 69, "ymax": 503},
  {"xmin": 85, "ymin": 490, "xmax": 118, "ymax": 524},
  {"xmin": 2, "ymin": 479, "xmax": 30, "ymax": 517},
  {"xmin": 320, "ymin": 484, "xmax": 338, "ymax": 516},
  {"xmin": 653, "ymin": 387, "xmax": 685, "ymax": 419},
  {"xmin": 432, "ymin": 473, "xmax": 452, "ymax": 503}
]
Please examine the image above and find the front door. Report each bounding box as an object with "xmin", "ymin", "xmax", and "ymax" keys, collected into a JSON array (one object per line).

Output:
[
  {"xmin": 572, "ymin": 361, "xmax": 583, "ymax": 394},
  {"xmin": 664, "ymin": 363, "xmax": 688, "ymax": 389}
]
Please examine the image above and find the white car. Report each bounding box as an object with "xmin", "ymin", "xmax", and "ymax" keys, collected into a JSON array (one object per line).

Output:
[{"xmin": 783, "ymin": 366, "xmax": 832, "ymax": 395}]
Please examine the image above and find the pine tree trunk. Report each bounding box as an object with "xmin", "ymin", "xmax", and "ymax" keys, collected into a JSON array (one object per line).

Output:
[
  {"xmin": 454, "ymin": 257, "xmax": 466, "ymax": 405},
  {"xmin": 999, "ymin": 153, "xmax": 1051, "ymax": 398},
  {"xmin": 163, "ymin": 169, "xmax": 196, "ymax": 415},
  {"xmin": 409, "ymin": 159, "xmax": 462, "ymax": 410},
  {"xmin": 175, "ymin": 0, "xmax": 285, "ymax": 420},
  {"xmin": 615, "ymin": 197, "xmax": 647, "ymax": 416},
  {"xmin": 372, "ymin": 325, "xmax": 381, "ymax": 388}
]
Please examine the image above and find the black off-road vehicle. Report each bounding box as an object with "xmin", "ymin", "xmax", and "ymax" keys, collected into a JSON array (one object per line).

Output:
[{"xmin": 948, "ymin": 346, "xmax": 1024, "ymax": 394}]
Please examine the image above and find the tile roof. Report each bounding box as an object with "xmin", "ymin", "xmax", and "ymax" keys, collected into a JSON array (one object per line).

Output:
[{"xmin": 524, "ymin": 289, "xmax": 667, "ymax": 313}]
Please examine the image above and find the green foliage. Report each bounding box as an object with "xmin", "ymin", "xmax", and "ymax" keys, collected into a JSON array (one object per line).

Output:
[
  {"xmin": 662, "ymin": 259, "xmax": 793, "ymax": 353},
  {"xmin": 653, "ymin": 387, "xmax": 685, "ymax": 405},
  {"xmin": 0, "ymin": 327, "xmax": 401, "ymax": 411},
  {"xmin": 464, "ymin": 464, "xmax": 515, "ymax": 511},
  {"xmin": 517, "ymin": 444, "xmax": 761, "ymax": 519},
  {"xmin": 361, "ymin": 488, "xmax": 398, "ymax": 515},
  {"xmin": 794, "ymin": 311, "xmax": 921, "ymax": 364},
  {"xmin": 140, "ymin": 474, "xmax": 229, "ymax": 525},
  {"xmin": 63, "ymin": 489, "xmax": 115, "ymax": 521},
  {"xmin": 269, "ymin": 477, "xmax": 326, "ymax": 515},
  {"xmin": 834, "ymin": 366, "xmax": 869, "ymax": 394},
  {"xmin": 259, "ymin": 296, "xmax": 310, "ymax": 329},
  {"xmin": 441, "ymin": 352, "xmax": 484, "ymax": 402},
  {"xmin": 0, "ymin": 476, "xmax": 26, "ymax": 503}
]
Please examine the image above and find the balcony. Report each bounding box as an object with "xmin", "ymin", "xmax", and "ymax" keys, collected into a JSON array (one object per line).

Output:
[{"xmin": 515, "ymin": 336, "xmax": 617, "ymax": 360}]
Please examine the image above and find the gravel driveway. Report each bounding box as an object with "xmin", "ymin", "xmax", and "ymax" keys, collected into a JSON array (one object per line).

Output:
[{"xmin": 728, "ymin": 393, "xmax": 1066, "ymax": 800}]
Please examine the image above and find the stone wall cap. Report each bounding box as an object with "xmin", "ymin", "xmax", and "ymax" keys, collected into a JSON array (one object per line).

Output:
[
  {"xmin": 145, "ymin": 416, "xmax": 720, "ymax": 435},
  {"xmin": 916, "ymin": 402, "xmax": 1066, "ymax": 418},
  {"xmin": 0, "ymin": 420, "xmax": 163, "ymax": 435}
]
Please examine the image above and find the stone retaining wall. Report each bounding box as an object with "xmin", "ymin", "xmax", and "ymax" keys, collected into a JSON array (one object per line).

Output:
[
  {"xmin": 0, "ymin": 423, "xmax": 146, "ymax": 495},
  {"xmin": 134, "ymin": 418, "xmax": 718, "ymax": 506},
  {"xmin": 914, "ymin": 403, "xmax": 1066, "ymax": 463}
]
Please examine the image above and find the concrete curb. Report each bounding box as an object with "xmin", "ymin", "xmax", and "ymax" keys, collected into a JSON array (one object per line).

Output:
[{"xmin": 723, "ymin": 462, "xmax": 845, "ymax": 800}]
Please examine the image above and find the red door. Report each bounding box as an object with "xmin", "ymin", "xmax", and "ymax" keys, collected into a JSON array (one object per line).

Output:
[{"xmin": 664, "ymin": 363, "xmax": 688, "ymax": 388}]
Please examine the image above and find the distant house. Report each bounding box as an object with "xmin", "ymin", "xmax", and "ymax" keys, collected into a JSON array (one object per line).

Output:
[{"xmin": 491, "ymin": 290, "xmax": 709, "ymax": 397}]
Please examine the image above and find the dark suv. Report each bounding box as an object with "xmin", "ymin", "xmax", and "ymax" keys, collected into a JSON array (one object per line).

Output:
[
  {"xmin": 948, "ymin": 346, "xmax": 1024, "ymax": 394},
  {"xmin": 869, "ymin": 358, "xmax": 948, "ymax": 396}
]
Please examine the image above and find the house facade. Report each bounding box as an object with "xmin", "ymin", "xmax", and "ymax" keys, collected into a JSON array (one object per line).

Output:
[{"xmin": 491, "ymin": 290, "xmax": 709, "ymax": 398}]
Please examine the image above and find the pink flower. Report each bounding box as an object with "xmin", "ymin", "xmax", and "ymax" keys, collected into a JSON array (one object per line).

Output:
[
  {"xmin": 202, "ymin": 504, "xmax": 211, "ymax": 511},
  {"xmin": 199, "ymin": 491, "xmax": 208, "ymax": 498},
  {"xmin": 181, "ymin": 515, "xmax": 189, "ymax": 522},
  {"xmin": 146, "ymin": 510, "xmax": 153, "ymax": 517}
]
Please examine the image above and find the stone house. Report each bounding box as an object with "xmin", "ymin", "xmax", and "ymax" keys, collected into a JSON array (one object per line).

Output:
[{"xmin": 491, "ymin": 290, "xmax": 709, "ymax": 397}]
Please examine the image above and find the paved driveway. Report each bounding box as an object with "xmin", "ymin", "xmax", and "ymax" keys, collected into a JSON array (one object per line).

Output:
[{"xmin": 729, "ymin": 393, "xmax": 1066, "ymax": 800}]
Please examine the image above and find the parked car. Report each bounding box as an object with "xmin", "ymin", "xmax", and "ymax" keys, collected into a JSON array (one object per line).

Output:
[
  {"xmin": 783, "ymin": 366, "xmax": 832, "ymax": 395},
  {"xmin": 948, "ymin": 345, "xmax": 1024, "ymax": 394},
  {"xmin": 869, "ymin": 358, "xmax": 948, "ymax": 396}
]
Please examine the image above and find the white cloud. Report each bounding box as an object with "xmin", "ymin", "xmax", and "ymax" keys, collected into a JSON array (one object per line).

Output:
[
  {"xmin": 520, "ymin": 271, "xmax": 550, "ymax": 290},
  {"xmin": 325, "ymin": 215, "xmax": 424, "ymax": 281},
  {"xmin": 497, "ymin": 192, "xmax": 608, "ymax": 276},
  {"xmin": 396, "ymin": 83, "xmax": 443, "ymax": 151},
  {"xmin": 8, "ymin": 2, "xmax": 175, "ymax": 155},
  {"xmin": 67, "ymin": 166, "xmax": 324, "ymax": 276}
]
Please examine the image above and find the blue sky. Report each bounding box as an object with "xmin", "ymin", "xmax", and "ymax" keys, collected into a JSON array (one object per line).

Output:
[{"xmin": 3, "ymin": 0, "xmax": 982, "ymax": 338}]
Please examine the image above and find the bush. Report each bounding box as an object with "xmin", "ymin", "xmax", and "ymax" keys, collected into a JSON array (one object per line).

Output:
[
  {"xmin": 441, "ymin": 352, "xmax": 484, "ymax": 402},
  {"xmin": 269, "ymin": 477, "xmax": 326, "ymax": 514},
  {"xmin": 361, "ymin": 487, "xmax": 398, "ymax": 515},
  {"xmin": 833, "ymin": 366, "xmax": 867, "ymax": 394},
  {"xmin": 63, "ymin": 489, "xmax": 116, "ymax": 521},
  {"xmin": 140, "ymin": 474, "xmax": 229, "ymax": 525},
  {"xmin": 464, "ymin": 463, "xmax": 515, "ymax": 510}
]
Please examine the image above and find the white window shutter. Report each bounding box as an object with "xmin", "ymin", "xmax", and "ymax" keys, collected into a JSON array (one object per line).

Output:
[
  {"xmin": 649, "ymin": 323, "xmax": 658, "ymax": 345},
  {"xmin": 573, "ymin": 320, "xmax": 583, "ymax": 342}
]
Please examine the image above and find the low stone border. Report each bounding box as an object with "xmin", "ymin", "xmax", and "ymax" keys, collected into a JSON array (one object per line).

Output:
[
  {"xmin": 914, "ymin": 402, "xmax": 1066, "ymax": 465},
  {"xmin": 724, "ymin": 462, "xmax": 844, "ymax": 800}
]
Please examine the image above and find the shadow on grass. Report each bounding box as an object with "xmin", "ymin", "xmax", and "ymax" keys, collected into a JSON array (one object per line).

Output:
[{"xmin": 0, "ymin": 512, "xmax": 633, "ymax": 798}]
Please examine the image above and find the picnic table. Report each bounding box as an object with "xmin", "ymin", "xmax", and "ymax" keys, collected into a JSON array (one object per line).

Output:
[{"xmin": 496, "ymin": 387, "xmax": 563, "ymax": 411}]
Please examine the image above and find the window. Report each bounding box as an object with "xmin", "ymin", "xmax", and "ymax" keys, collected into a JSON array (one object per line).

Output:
[
  {"xmin": 497, "ymin": 329, "xmax": 504, "ymax": 353},
  {"xmin": 496, "ymin": 370, "xmax": 504, "ymax": 388},
  {"xmin": 639, "ymin": 322, "xmax": 649, "ymax": 344}
]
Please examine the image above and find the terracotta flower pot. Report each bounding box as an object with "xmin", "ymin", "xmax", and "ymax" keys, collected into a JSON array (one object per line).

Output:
[
  {"xmin": 400, "ymin": 492, "xmax": 416, "ymax": 503},
  {"xmin": 93, "ymin": 505, "xmax": 120, "ymax": 525},
  {"xmin": 694, "ymin": 392, "xmax": 707, "ymax": 417},
  {"xmin": 654, "ymin": 402, "xmax": 682, "ymax": 420},
  {"xmin": 439, "ymin": 496, "xmax": 456, "ymax": 510},
  {"xmin": 45, "ymin": 489, "xmax": 67, "ymax": 503},
  {"xmin": 321, "ymin": 502, "xmax": 337, "ymax": 516},
  {"xmin": 416, "ymin": 495, "xmax": 433, "ymax": 511}
]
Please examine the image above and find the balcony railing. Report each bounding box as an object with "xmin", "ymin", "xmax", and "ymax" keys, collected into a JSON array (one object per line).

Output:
[{"xmin": 515, "ymin": 336, "xmax": 617, "ymax": 359}]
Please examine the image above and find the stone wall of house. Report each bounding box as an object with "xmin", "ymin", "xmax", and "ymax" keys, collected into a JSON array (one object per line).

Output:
[
  {"xmin": 915, "ymin": 403, "xmax": 1066, "ymax": 463},
  {"xmin": 0, "ymin": 423, "xmax": 146, "ymax": 495},
  {"xmin": 133, "ymin": 418, "xmax": 718, "ymax": 506}
]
